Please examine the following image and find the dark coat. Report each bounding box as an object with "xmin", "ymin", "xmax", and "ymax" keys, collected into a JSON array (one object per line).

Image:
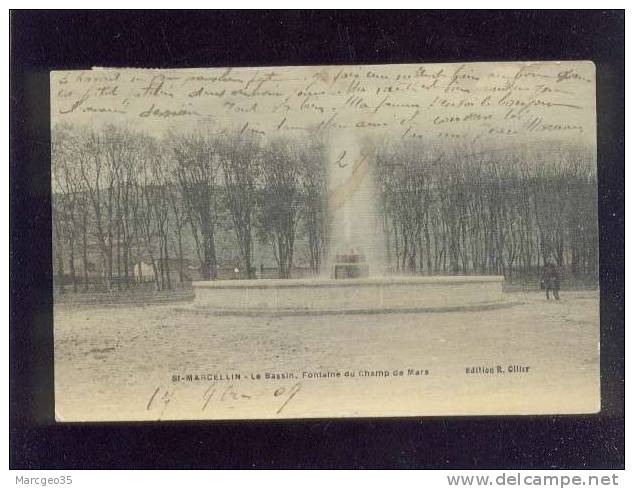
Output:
[{"xmin": 542, "ymin": 264, "xmax": 560, "ymax": 290}]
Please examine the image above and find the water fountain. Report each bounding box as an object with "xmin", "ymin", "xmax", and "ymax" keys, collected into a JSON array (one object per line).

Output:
[{"xmin": 192, "ymin": 132, "xmax": 505, "ymax": 315}]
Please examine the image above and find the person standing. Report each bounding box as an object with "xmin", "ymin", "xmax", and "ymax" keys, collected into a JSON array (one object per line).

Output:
[{"xmin": 542, "ymin": 262, "xmax": 560, "ymax": 300}]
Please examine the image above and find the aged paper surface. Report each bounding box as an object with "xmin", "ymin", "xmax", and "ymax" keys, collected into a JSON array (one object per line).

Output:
[{"xmin": 51, "ymin": 61, "xmax": 599, "ymax": 421}]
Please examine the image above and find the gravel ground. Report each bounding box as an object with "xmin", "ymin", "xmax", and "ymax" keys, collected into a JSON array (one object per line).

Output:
[{"xmin": 54, "ymin": 290, "xmax": 600, "ymax": 421}]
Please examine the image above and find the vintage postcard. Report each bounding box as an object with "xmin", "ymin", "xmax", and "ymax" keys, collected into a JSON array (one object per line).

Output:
[{"xmin": 51, "ymin": 61, "xmax": 599, "ymax": 421}]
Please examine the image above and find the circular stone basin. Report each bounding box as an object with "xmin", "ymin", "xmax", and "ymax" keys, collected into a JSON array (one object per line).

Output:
[{"xmin": 192, "ymin": 275, "xmax": 505, "ymax": 314}]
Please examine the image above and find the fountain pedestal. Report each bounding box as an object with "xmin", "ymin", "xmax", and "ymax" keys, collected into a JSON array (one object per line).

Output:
[
  {"xmin": 192, "ymin": 275, "xmax": 506, "ymax": 315},
  {"xmin": 332, "ymin": 253, "xmax": 369, "ymax": 279}
]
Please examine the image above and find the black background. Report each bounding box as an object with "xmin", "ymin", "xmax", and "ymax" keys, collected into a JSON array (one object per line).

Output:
[{"xmin": 10, "ymin": 10, "xmax": 625, "ymax": 469}]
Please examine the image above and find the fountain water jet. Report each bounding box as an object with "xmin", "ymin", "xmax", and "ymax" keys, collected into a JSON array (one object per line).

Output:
[{"xmin": 322, "ymin": 130, "xmax": 384, "ymax": 278}]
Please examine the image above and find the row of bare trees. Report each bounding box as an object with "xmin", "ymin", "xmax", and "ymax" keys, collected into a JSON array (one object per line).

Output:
[
  {"xmin": 53, "ymin": 123, "xmax": 598, "ymax": 292},
  {"xmin": 376, "ymin": 140, "xmax": 598, "ymax": 281},
  {"xmin": 52, "ymin": 123, "xmax": 328, "ymax": 292}
]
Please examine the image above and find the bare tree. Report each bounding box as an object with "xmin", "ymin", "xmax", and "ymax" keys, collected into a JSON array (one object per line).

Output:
[
  {"xmin": 133, "ymin": 135, "xmax": 162, "ymax": 290},
  {"xmin": 376, "ymin": 141, "xmax": 434, "ymax": 274},
  {"xmin": 297, "ymin": 136, "xmax": 328, "ymax": 275},
  {"xmin": 52, "ymin": 124, "xmax": 81, "ymax": 292},
  {"xmin": 170, "ymin": 132, "xmax": 221, "ymax": 280},
  {"xmin": 219, "ymin": 132, "xmax": 261, "ymax": 278},
  {"xmin": 257, "ymin": 138, "xmax": 301, "ymax": 279},
  {"xmin": 165, "ymin": 158, "xmax": 188, "ymax": 284}
]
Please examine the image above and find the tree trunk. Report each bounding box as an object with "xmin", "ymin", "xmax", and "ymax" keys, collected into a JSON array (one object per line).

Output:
[
  {"xmin": 56, "ymin": 247, "xmax": 65, "ymax": 295},
  {"xmin": 82, "ymin": 219, "xmax": 89, "ymax": 290},
  {"xmin": 177, "ymin": 230, "xmax": 184, "ymax": 283}
]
